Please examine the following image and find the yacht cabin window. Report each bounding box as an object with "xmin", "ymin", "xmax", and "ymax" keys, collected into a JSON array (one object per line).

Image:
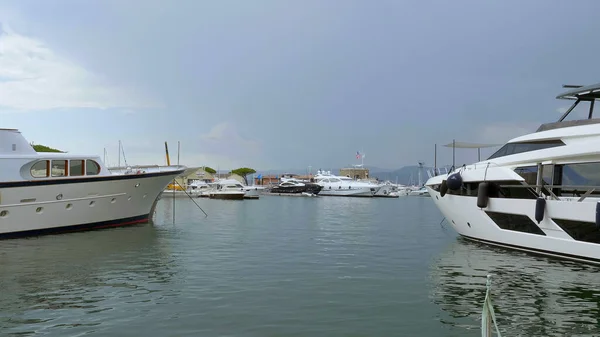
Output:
[
  {"xmin": 488, "ymin": 139, "xmax": 565, "ymax": 160},
  {"xmin": 86, "ymin": 160, "xmax": 101, "ymax": 175},
  {"xmin": 69, "ymin": 160, "xmax": 84, "ymax": 176},
  {"xmin": 51, "ymin": 160, "xmax": 67, "ymax": 177},
  {"xmin": 561, "ymin": 162, "xmax": 600, "ymax": 187},
  {"xmin": 29, "ymin": 159, "xmax": 101, "ymax": 178},
  {"xmin": 30, "ymin": 160, "xmax": 49, "ymax": 178}
]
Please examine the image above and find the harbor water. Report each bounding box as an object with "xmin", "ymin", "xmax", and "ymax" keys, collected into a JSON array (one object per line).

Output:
[{"xmin": 2, "ymin": 196, "xmax": 600, "ymax": 336}]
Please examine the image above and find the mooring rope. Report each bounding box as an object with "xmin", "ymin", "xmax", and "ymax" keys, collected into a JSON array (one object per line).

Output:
[
  {"xmin": 481, "ymin": 274, "xmax": 502, "ymax": 337},
  {"xmin": 173, "ymin": 179, "xmax": 208, "ymax": 217}
]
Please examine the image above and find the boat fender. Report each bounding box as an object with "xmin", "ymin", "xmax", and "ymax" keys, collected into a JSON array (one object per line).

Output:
[
  {"xmin": 535, "ymin": 197, "xmax": 546, "ymax": 224},
  {"xmin": 596, "ymin": 202, "xmax": 600, "ymax": 228},
  {"xmin": 477, "ymin": 182, "xmax": 489, "ymax": 208},
  {"xmin": 440, "ymin": 180, "xmax": 448, "ymax": 197},
  {"xmin": 446, "ymin": 172, "xmax": 462, "ymax": 191}
]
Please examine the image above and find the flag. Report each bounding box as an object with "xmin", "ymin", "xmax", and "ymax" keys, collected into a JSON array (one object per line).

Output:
[{"xmin": 356, "ymin": 151, "xmax": 360, "ymax": 159}]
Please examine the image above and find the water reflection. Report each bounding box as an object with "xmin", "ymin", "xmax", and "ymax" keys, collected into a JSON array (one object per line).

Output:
[
  {"xmin": 0, "ymin": 223, "xmax": 177, "ymax": 335},
  {"xmin": 430, "ymin": 238, "xmax": 600, "ymax": 336}
]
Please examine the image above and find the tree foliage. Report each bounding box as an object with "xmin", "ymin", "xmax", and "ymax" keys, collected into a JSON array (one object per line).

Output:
[
  {"xmin": 32, "ymin": 144, "xmax": 63, "ymax": 153},
  {"xmin": 203, "ymin": 166, "xmax": 217, "ymax": 174},
  {"xmin": 231, "ymin": 167, "xmax": 256, "ymax": 185}
]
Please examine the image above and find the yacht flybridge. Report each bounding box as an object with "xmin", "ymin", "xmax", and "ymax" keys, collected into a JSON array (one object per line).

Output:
[
  {"xmin": 426, "ymin": 83, "xmax": 600, "ymax": 264},
  {"xmin": 0, "ymin": 129, "xmax": 186, "ymax": 238}
]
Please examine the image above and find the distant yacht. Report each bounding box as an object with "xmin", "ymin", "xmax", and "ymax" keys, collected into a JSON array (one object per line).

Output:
[
  {"xmin": 269, "ymin": 179, "xmax": 323, "ymax": 195},
  {"xmin": 313, "ymin": 170, "xmax": 380, "ymax": 197}
]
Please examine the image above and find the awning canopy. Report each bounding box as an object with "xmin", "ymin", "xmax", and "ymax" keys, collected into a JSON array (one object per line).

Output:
[
  {"xmin": 442, "ymin": 141, "xmax": 502, "ymax": 149},
  {"xmin": 556, "ymin": 83, "xmax": 600, "ymax": 101}
]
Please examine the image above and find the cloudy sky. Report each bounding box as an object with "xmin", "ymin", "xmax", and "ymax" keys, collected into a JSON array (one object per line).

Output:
[{"xmin": 1, "ymin": 0, "xmax": 599, "ymax": 171}]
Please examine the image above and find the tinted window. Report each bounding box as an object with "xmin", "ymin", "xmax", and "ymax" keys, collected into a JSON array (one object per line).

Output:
[
  {"xmin": 514, "ymin": 165, "xmax": 553, "ymax": 185},
  {"xmin": 31, "ymin": 160, "xmax": 49, "ymax": 178},
  {"xmin": 488, "ymin": 140, "xmax": 565, "ymax": 160},
  {"xmin": 561, "ymin": 162, "xmax": 600, "ymax": 187},
  {"xmin": 485, "ymin": 211, "xmax": 546, "ymax": 235}
]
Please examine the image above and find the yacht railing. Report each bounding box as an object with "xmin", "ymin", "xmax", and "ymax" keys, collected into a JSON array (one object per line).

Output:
[{"xmin": 496, "ymin": 183, "xmax": 600, "ymax": 202}]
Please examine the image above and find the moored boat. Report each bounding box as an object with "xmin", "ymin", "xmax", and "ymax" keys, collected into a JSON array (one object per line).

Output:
[
  {"xmin": 0, "ymin": 128, "xmax": 185, "ymax": 238},
  {"xmin": 426, "ymin": 82, "xmax": 600, "ymax": 264}
]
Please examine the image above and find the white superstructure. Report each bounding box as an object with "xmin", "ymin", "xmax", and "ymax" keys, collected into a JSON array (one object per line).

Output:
[
  {"xmin": 0, "ymin": 129, "xmax": 185, "ymax": 238},
  {"xmin": 426, "ymin": 83, "xmax": 600, "ymax": 264}
]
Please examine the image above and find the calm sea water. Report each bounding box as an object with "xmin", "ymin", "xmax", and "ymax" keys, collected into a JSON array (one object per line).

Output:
[{"xmin": 1, "ymin": 195, "xmax": 600, "ymax": 336}]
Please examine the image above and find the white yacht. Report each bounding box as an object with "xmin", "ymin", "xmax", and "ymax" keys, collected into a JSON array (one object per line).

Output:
[
  {"xmin": 313, "ymin": 170, "xmax": 379, "ymax": 197},
  {"xmin": 426, "ymin": 83, "xmax": 600, "ymax": 264},
  {"xmin": 212, "ymin": 178, "xmax": 264, "ymax": 198},
  {"xmin": 0, "ymin": 128, "xmax": 186, "ymax": 238},
  {"xmin": 208, "ymin": 181, "xmax": 246, "ymax": 200}
]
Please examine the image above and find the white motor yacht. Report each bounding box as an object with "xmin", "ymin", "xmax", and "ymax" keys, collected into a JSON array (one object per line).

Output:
[
  {"xmin": 313, "ymin": 170, "xmax": 379, "ymax": 197},
  {"xmin": 0, "ymin": 129, "xmax": 185, "ymax": 238},
  {"xmin": 426, "ymin": 83, "xmax": 600, "ymax": 264},
  {"xmin": 208, "ymin": 181, "xmax": 246, "ymax": 200}
]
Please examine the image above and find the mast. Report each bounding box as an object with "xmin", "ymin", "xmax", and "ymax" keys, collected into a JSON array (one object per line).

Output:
[{"xmin": 434, "ymin": 144, "xmax": 437, "ymax": 176}]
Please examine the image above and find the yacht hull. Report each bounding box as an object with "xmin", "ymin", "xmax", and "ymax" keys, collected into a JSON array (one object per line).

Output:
[
  {"xmin": 427, "ymin": 187, "xmax": 600, "ymax": 264},
  {"xmin": 318, "ymin": 187, "xmax": 374, "ymax": 197},
  {"xmin": 209, "ymin": 192, "xmax": 245, "ymax": 200},
  {"xmin": 0, "ymin": 170, "xmax": 184, "ymax": 238},
  {"xmin": 270, "ymin": 184, "xmax": 322, "ymax": 195}
]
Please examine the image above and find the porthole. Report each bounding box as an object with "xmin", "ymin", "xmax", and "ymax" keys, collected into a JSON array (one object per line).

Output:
[
  {"xmin": 111, "ymin": 198, "xmax": 116, "ymax": 203},
  {"xmin": 66, "ymin": 203, "xmax": 73, "ymax": 210},
  {"xmin": 89, "ymin": 201, "xmax": 95, "ymax": 207},
  {"xmin": 0, "ymin": 210, "xmax": 7, "ymax": 217},
  {"xmin": 36, "ymin": 207, "xmax": 43, "ymax": 214}
]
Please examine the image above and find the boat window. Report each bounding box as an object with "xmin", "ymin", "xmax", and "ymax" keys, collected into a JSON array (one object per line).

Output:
[
  {"xmin": 561, "ymin": 162, "xmax": 600, "ymax": 188},
  {"xmin": 86, "ymin": 160, "xmax": 101, "ymax": 175},
  {"xmin": 31, "ymin": 160, "xmax": 49, "ymax": 178},
  {"xmin": 488, "ymin": 140, "xmax": 565, "ymax": 160},
  {"xmin": 514, "ymin": 165, "xmax": 552, "ymax": 186},
  {"xmin": 69, "ymin": 160, "xmax": 84, "ymax": 176},
  {"xmin": 330, "ymin": 178, "xmax": 340, "ymax": 183},
  {"xmin": 51, "ymin": 160, "xmax": 67, "ymax": 177}
]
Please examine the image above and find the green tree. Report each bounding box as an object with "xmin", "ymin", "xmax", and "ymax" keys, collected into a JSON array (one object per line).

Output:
[
  {"xmin": 31, "ymin": 144, "xmax": 63, "ymax": 153},
  {"xmin": 203, "ymin": 166, "xmax": 217, "ymax": 174},
  {"xmin": 231, "ymin": 167, "xmax": 256, "ymax": 185}
]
